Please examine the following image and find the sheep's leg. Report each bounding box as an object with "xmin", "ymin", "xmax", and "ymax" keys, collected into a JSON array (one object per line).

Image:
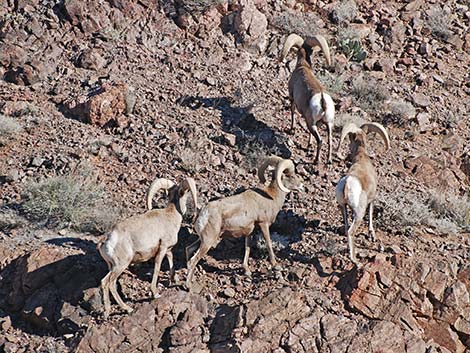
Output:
[
  {"xmin": 289, "ymin": 100, "xmax": 296, "ymax": 133},
  {"xmin": 260, "ymin": 223, "xmax": 277, "ymax": 267},
  {"xmin": 341, "ymin": 205, "xmax": 349, "ymax": 236},
  {"xmin": 186, "ymin": 240, "xmax": 213, "ymax": 290},
  {"xmin": 368, "ymin": 202, "xmax": 375, "ymax": 242},
  {"xmin": 326, "ymin": 122, "xmax": 333, "ymax": 164},
  {"xmin": 166, "ymin": 250, "xmax": 175, "ymax": 284},
  {"xmin": 242, "ymin": 234, "xmax": 252, "ymax": 275},
  {"xmin": 347, "ymin": 205, "xmax": 366, "ymax": 265},
  {"xmin": 109, "ymin": 269, "xmax": 133, "ymax": 314},
  {"xmin": 150, "ymin": 246, "xmax": 168, "ymax": 298},
  {"xmin": 306, "ymin": 122, "xmax": 322, "ymax": 164},
  {"xmin": 101, "ymin": 272, "xmax": 112, "ymax": 319}
]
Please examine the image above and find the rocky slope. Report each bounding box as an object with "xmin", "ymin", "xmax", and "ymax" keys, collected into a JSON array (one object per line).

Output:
[{"xmin": 0, "ymin": 0, "xmax": 469, "ymax": 352}]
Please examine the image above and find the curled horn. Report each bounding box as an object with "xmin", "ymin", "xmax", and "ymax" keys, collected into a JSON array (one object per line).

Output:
[
  {"xmin": 360, "ymin": 122, "xmax": 390, "ymax": 150},
  {"xmin": 275, "ymin": 159, "xmax": 295, "ymax": 193},
  {"xmin": 146, "ymin": 178, "xmax": 175, "ymax": 210},
  {"xmin": 258, "ymin": 156, "xmax": 284, "ymax": 184},
  {"xmin": 338, "ymin": 122, "xmax": 363, "ymax": 151},
  {"xmin": 304, "ymin": 35, "xmax": 331, "ymax": 66},
  {"xmin": 280, "ymin": 33, "xmax": 304, "ymax": 61},
  {"xmin": 180, "ymin": 177, "xmax": 198, "ymax": 212}
]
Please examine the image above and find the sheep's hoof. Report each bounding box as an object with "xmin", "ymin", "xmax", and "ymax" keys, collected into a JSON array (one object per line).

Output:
[
  {"xmin": 244, "ymin": 269, "xmax": 252, "ymax": 277},
  {"xmin": 124, "ymin": 306, "xmax": 134, "ymax": 314},
  {"xmin": 153, "ymin": 293, "xmax": 161, "ymax": 300}
]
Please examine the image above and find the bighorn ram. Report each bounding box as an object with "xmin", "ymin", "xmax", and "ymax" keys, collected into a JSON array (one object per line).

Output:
[
  {"xmin": 98, "ymin": 177, "xmax": 197, "ymax": 318},
  {"xmin": 185, "ymin": 156, "xmax": 304, "ymax": 289},
  {"xmin": 335, "ymin": 122, "xmax": 390, "ymax": 264},
  {"xmin": 280, "ymin": 33, "xmax": 335, "ymax": 164}
]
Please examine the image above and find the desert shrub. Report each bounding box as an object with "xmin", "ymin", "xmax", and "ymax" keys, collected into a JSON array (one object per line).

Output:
[
  {"xmin": 387, "ymin": 100, "xmax": 416, "ymax": 126},
  {"xmin": 176, "ymin": 0, "xmax": 224, "ymax": 14},
  {"xmin": 317, "ymin": 71, "xmax": 345, "ymax": 96},
  {"xmin": 22, "ymin": 166, "xmax": 118, "ymax": 233},
  {"xmin": 334, "ymin": 113, "xmax": 365, "ymax": 128},
  {"xmin": 351, "ymin": 76, "xmax": 390, "ymax": 112},
  {"xmin": 0, "ymin": 209, "xmax": 26, "ymax": 231},
  {"xmin": 378, "ymin": 188, "xmax": 470, "ymax": 234},
  {"xmin": 426, "ymin": 5, "xmax": 453, "ymax": 41},
  {"xmin": 239, "ymin": 139, "xmax": 270, "ymax": 172},
  {"xmin": 331, "ymin": 0, "xmax": 358, "ymax": 24},
  {"xmin": 0, "ymin": 115, "xmax": 22, "ymax": 145},
  {"xmin": 178, "ymin": 137, "xmax": 213, "ymax": 174},
  {"xmin": 271, "ymin": 12, "xmax": 321, "ymax": 38},
  {"xmin": 428, "ymin": 191, "xmax": 470, "ymax": 231}
]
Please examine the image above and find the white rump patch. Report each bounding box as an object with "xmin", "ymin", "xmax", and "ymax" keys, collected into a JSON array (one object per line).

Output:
[
  {"xmin": 345, "ymin": 176, "xmax": 362, "ymax": 210},
  {"xmin": 195, "ymin": 206, "xmax": 209, "ymax": 234},
  {"xmin": 309, "ymin": 93, "xmax": 335, "ymax": 124},
  {"xmin": 101, "ymin": 231, "xmax": 119, "ymax": 258},
  {"xmin": 335, "ymin": 176, "xmax": 348, "ymax": 206}
]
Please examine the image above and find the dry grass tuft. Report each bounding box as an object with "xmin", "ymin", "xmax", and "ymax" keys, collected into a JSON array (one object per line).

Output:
[
  {"xmin": 388, "ymin": 100, "xmax": 416, "ymax": 126},
  {"xmin": 271, "ymin": 12, "xmax": 322, "ymax": 39},
  {"xmin": 332, "ymin": 0, "xmax": 358, "ymax": 24},
  {"xmin": 351, "ymin": 76, "xmax": 390, "ymax": 112},
  {"xmin": 426, "ymin": 5, "xmax": 453, "ymax": 41},
  {"xmin": 22, "ymin": 164, "xmax": 119, "ymax": 233},
  {"xmin": 378, "ymin": 187, "xmax": 470, "ymax": 235},
  {"xmin": 0, "ymin": 115, "xmax": 22, "ymax": 145},
  {"xmin": 0, "ymin": 209, "xmax": 26, "ymax": 231}
]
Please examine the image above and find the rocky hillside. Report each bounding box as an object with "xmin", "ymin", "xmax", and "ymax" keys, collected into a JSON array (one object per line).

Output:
[{"xmin": 0, "ymin": 0, "xmax": 469, "ymax": 352}]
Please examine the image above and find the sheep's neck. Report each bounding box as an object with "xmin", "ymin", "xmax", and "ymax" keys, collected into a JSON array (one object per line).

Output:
[
  {"xmin": 351, "ymin": 145, "xmax": 371, "ymax": 164},
  {"xmin": 296, "ymin": 51, "xmax": 312, "ymax": 69},
  {"xmin": 168, "ymin": 202, "xmax": 185, "ymax": 217},
  {"xmin": 265, "ymin": 184, "xmax": 287, "ymax": 207}
]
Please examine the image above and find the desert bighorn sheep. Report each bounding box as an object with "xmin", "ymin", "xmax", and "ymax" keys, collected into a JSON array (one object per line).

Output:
[
  {"xmin": 98, "ymin": 177, "xmax": 197, "ymax": 318},
  {"xmin": 185, "ymin": 156, "xmax": 304, "ymax": 289},
  {"xmin": 335, "ymin": 122, "xmax": 390, "ymax": 264},
  {"xmin": 280, "ymin": 33, "xmax": 335, "ymax": 164}
]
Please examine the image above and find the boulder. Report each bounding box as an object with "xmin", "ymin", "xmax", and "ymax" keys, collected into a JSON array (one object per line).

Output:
[{"xmin": 233, "ymin": 0, "xmax": 268, "ymax": 53}]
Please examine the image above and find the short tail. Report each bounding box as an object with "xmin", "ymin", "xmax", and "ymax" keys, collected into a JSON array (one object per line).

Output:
[{"xmin": 320, "ymin": 92, "xmax": 327, "ymax": 112}]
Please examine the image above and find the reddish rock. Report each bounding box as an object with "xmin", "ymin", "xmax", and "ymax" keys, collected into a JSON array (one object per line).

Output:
[
  {"xmin": 241, "ymin": 287, "xmax": 310, "ymax": 352},
  {"xmin": 84, "ymin": 82, "xmax": 132, "ymax": 127},
  {"xmin": 233, "ymin": 0, "xmax": 268, "ymax": 53},
  {"xmin": 76, "ymin": 290, "xmax": 209, "ymax": 353},
  {"xmin": 404, "ymin": 155, "xmax": 461, "ymax": 190},
  {"xmin": 77, "ymin": 48, "xmax": 106, "ymax": 70}
]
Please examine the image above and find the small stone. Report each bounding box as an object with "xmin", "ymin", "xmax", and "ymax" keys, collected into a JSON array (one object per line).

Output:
[
  {"xmin": 206, "ymin": 77, "xmax": 216, "ymax": 86},
  {"xmin": 5, "ymin": 169, "xmax": 19, "ymax": 182},
  {"xmin": 412, "ymin": 93, "xmax": 431, "ymax": 107},
  {"xmin": 0, "ymin": 315, "xmax": 11, "ymax": 331},
  {"xmin": 223, "ymin": 288, "xmax": 236, "ymax": 298},
  {"xmin": 432, "ymin": 74, "xmax": 444, "ymax": 84},
  {"xmin": 397, "ymin": 57, "xmax": 413, "ymax": 66},
  {"xmin": 418, "ymin": 42, "xmax": 431, "ymax": 56},
  {"xmin": 416, "ymin": 112, "xmax": 431, "ymax": 132},
  {"xmin": 30, "ymin": 156, "xmax": 45, "ymax": 167}
]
